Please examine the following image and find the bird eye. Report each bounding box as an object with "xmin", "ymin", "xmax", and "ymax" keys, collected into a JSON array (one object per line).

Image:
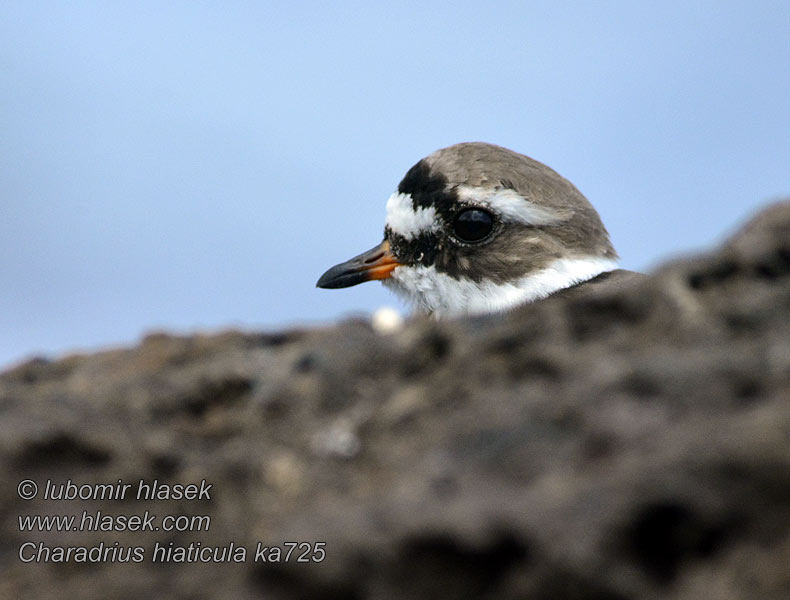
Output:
[{"xmin": 452, "ymin": 208, "xmax": 494, "ymax": 243}]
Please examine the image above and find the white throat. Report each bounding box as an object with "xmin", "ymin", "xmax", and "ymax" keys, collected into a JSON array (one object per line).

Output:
[{"xmin": 383, "ymin": 256, "xmax": 618, "ymax": 317}]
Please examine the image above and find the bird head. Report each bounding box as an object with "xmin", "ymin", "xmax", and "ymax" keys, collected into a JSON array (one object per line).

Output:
[{"xmin": 317, "ymin": 142, "xmax": 617, "ymax": 317}]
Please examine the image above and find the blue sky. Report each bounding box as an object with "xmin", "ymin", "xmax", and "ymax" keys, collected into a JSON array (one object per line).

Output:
[{"xmin": 1, "ymin": 1, "xmax": 788, "ymax": 367}]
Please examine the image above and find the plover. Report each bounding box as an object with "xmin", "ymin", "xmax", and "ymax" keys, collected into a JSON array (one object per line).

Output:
[{"xmin": 317, "ymin": 142, "xmax": 639, "ymax": 317}]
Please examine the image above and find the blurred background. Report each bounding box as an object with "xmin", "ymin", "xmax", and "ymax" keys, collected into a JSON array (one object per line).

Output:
[{"xmin": 1, "ymin": 1, "xmax": 788, "ymax": 368}]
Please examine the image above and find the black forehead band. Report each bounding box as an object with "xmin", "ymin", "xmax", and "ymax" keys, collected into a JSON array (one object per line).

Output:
[{"xmin": 397, "ymin": 160, "xmax": 458, "ymax": 213}]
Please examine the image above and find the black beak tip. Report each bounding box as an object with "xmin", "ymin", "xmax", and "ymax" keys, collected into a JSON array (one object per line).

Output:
[
  {"xmin": 316, "ymin": 264, "xmax": 361, "ymax": 289},
  {"xmin": 315, "ymin": 270, "xmax": 333, "ymax": 289},
  {"xmin": 315, "ymin": 271, "xmax": 334, "ymax": 289}
]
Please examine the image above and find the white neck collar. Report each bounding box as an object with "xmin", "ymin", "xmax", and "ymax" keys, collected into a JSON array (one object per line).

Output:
[{"xmin": 383, "ymin": 256, "xmax": 618, "ymax": 317}]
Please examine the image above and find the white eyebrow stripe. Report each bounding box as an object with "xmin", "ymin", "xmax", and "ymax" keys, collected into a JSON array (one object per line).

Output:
[
  {"xmin": 385, "ymin": 192, "xmax": 439, "ymax": 239},
  {"xmin": 456, "ymin": 186, "xmax": 567, "ymax": 226}
]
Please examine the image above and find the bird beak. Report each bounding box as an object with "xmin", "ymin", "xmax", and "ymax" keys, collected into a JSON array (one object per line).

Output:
[{"xmin": 316, "ymin": 239, "xmax": 401, "ymax": 289}]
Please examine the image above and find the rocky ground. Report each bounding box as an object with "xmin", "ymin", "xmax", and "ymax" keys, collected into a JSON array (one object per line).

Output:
[{"xmin": 1, "ymin": 202, "xmax": 789, "ymax": 600}]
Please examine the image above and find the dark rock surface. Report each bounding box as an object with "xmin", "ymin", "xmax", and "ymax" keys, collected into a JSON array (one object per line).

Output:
[{"xmin": 1, "ymin": 202, "xmax": 789, "ymax": 600}]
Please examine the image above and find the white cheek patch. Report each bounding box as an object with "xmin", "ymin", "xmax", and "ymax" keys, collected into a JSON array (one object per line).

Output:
[
  {"xmin": 383, "ymin": 256, "xmax": 618, "ymax": 317},
  {"xmin": 385, "ymin": 192, "xmax": 439, "ymax": 239},
  {"xmin": 456, "ymin": 186, "xmax": 568, "ymax": 226}
]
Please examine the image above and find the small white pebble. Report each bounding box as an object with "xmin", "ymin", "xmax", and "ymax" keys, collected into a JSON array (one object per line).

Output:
[
  {"xmin": 372, "ymin": 306, "xmax": 404, "ymax": 334},
  {"xmin": 311, "ymin": 422, "xmax": 361, "ymax": 459}
]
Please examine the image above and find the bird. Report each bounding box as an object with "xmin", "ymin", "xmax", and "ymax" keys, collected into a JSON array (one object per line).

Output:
[{"xmin": 316, "ymin": 142, "xmax": 640, "ymax": 317}]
